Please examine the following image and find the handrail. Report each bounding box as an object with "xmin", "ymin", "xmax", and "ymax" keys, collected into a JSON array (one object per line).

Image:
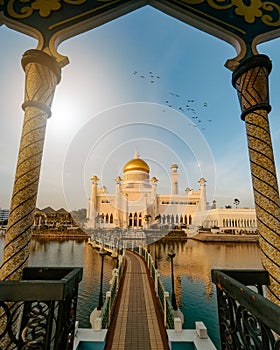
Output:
[
  {"xmin": 132, "ymin": 246, "xmax": 176, "ymax": 329},
  {"xmin": 212, "ymin": 269, "xmax": 280, "ymax": 349},
  {"xmin": 99, "ymin": 252, "xmax": 125, "ymax": 328},
  {"xmin": 0, "ymin": 267, "xmax": 82, "ymax": 349}
]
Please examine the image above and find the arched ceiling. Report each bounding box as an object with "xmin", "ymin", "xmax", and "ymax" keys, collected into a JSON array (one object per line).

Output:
[{"xmin": 1, "ymin": 1, "xmax": 280, "ymax": 69}]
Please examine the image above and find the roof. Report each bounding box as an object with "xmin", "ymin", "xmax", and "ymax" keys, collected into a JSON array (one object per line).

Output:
[
  {"xmin": 56, "ymin": 208, "xmax": 69, "ymax": 214},
  {"xmin": 41, "ymin": 206, "xmax": 56, "ymax": 214},
  {"xmin": 123, "ymin": 152, "xmax": 150, "ymax": 174}
]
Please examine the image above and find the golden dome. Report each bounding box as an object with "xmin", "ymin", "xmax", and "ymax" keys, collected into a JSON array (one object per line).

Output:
[{"xmin": 123, "ymin": 153, "xmax": 150, "ymax": 173}]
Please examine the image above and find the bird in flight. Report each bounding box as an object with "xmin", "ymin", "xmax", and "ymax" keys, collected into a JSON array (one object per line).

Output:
[{"xmin": 131, "ymin": 69, "xmax": 212, "ymax": 131}]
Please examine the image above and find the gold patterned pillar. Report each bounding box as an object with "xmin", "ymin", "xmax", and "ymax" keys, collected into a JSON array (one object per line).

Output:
[
  {"xmin": 233, "ymin": 54, "xmax": 280, "ymax": 305},
  {"xmin": 0, "ymin": 49, "xmax": 61, "ymax": 281}
]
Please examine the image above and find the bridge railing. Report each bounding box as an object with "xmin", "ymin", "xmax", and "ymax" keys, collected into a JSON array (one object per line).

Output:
[
  {"xmin": 133, "ymin": 246, "xmax": 175, "ymax": 329},
  {"xmin": 158, "ymin": 277, "xmax": 175, "ymax": 329},
  {"xmin": 0, "ymin": 267, "xmax": 82, "ymax": 349},
  {"xmin": 99, "ymin": 253, "xmax": 125, "ymax": 329},
  {"xmin": 211, "ymin": 269, "xmax": 280, "ymax": 350},
  {"xmin": 88, "ymin": 235, "xmax": 118, "ymax": 257}
]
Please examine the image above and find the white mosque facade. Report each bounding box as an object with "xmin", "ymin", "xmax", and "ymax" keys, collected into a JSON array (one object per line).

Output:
[{"xmin": 86, "ymin": 153, "xmax": 257, "ymax": 234}]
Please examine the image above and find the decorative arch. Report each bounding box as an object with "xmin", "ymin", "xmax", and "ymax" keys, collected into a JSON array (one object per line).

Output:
[
  {"xmin": 1, "ymin": 0, "xmax": 280, "ymax": 306},
  {"xmin": 2, "ymin": 1, "xmax": 280, "ymax": 67}
]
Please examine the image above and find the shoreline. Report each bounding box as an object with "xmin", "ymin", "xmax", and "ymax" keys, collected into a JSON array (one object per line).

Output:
[
  {"xmin": 157, "ymin": 230, "xmax": 259, "ymax": 243},
  {"xmin": 190, "ymin": 233, "xmax": 259, "ymax": 243},
  {"xmin": 32, "ymin": 228, "xmax": 89, "ymax": 240},
  {"xmin": 30, "ymin": 229, "xmax": 259, "ymax": 243}
]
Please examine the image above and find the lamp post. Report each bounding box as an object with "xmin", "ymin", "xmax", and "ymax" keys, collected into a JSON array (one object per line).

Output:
[
  {"xmin": 97, "ymin": 247, "xmax": 107, "ymax": 310},
  {"xmin": 154, "ymin": 241, "xmax": 158, "ymax": 269},
  {"xmin": 168, "ymin": 249, "xmax": 177, "ymax": 310},
  {"xmin": 115, "ymin": 238, "xmax": 119, "ymax": 269}
]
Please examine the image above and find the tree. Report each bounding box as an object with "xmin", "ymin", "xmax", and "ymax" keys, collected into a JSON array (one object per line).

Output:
[
  {"xmin": 233, "ymin": 198, "xmax": 240, "ymax": 209},
  {"xmin": 143, "ymin": 214, "xmax": 152, "ymax": 227},
  {"xmin": 144, "ymin": 214, "xmax": 152, "ymax": 222},
  {"xmin": 71, "ymin": 208, "xmax": 87, "ymax": 222},
  {"xmin": 155, "ymin": 214, "xmax": 161, "ymax": 222}
]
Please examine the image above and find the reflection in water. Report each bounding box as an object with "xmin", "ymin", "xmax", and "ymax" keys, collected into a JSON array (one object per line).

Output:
[
  {"xmin": 0, "ymin": 237, "xmax": 116, "ymax": 328},
  {"xmin": 0, "ymin": 237, "xmax": 262, "ymax": 349},
  {"xmin": 152, "ymin": 240, "xmax": 262, "ymax": 303},
  {"xmin": 150, "ymin": 240, "xmax": 262, "ymax": 349},
  {"xmin": 78, "ymin": 242, "xmax": 117, "ymax": 327}
]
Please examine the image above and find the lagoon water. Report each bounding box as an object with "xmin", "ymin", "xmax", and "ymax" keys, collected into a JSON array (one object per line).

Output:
[{"xmin": 0, "ymin": 237, "xmax": 262, "ymax": 349}]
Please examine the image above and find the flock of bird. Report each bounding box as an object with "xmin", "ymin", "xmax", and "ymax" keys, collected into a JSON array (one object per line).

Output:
[{"xmin": 132, "ymin": 70, "xmax": 213, "ymax": 132}]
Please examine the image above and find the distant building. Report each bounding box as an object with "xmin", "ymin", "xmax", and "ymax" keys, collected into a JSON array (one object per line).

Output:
[
  {"xmin": 0, "ymin": 209, "xmax": 9, "ymax": 223},
  {"xmin": 86, "ymin": 152, "xmax": 258, "ymax": 234},
  {"xmin": 87, "ymin": 152, "xmax": 206, "ymax": 229},
  {"xmin": 34, "ymin": 207, "xmax": 76, "ymax": 229},
  {"xmin": 195, "ymin": 208, "xmax": 257, "ymax": 234}
]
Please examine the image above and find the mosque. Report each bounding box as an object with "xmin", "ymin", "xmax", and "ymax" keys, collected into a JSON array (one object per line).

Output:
[{"xmin": 86, "ymin": 152, "xmax": 257, "ymax": 234}]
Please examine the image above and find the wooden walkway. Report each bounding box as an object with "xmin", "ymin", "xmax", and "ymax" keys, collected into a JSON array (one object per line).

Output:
[{"xmin": 105, "ymin": 250, "xmax": 169, "ymax": 350}]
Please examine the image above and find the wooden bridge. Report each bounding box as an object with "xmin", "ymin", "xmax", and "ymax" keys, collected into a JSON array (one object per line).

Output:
[
  {"xmin": 74, "ymin": 243, "xmax": 217, "ymax": 350},
  {"xmin": 105, "ymin": 250, "xmax": 169, "ymax": 349}
]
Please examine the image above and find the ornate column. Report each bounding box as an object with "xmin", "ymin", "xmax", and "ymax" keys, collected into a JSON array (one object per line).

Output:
[
  {"xmin": 233, "ymin": 54, "xmax": 280, "ymax": 305},
  {"xmin": 0, "ymin": 49, "xmax": 61, "ymax": 281}
]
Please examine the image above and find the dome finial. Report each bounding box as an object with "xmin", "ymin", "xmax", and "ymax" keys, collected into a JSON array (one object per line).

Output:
[{"xmin": 134, "ymin": 149, "xmax": 139, "ymax": 159}]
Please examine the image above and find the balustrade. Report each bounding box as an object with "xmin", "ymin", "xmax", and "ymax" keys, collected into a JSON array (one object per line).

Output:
[
  {"xmin": 133, "ymin": 246, "xmax": 176, "ymax": 330},
  {"xmin": 0, "ymin": 267, "xmax": 82, "ymax": 349},
  {"xmin": 99, "ymin": 254, "xmax": 125, "ymax": 329},
  {"xmin": 212, "ymin": 269, "xmax": 280, "ymax": 350}
]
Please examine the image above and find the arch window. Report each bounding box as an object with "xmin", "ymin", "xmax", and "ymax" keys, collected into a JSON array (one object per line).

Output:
[{"xmin": 129, "ymin": 213, "xmax": 133, "ymax": 227}]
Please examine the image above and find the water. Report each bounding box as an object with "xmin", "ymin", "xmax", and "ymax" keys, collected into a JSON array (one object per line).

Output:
[
  {"xmin": 0, "ymin": 237, "xmax": 117, "ymax": 328},
  {"xmin": 0, "ymin": 237, "xmax": 262, "ymax": 349},
  {"xmin": 151, "ymin": 240, "xmax": 262, "ymax": 349}
]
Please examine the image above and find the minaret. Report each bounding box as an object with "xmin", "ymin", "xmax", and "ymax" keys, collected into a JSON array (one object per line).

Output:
[
  {"xmin": 124, "ymin": 193, "xmax": 128, "ymax": 228},
  {"xmin": 87, "ymin": 198, "xmax": 91, "ymax": 220},
  {"xmin": 151, "ymin": 177, "xmax": 158, "ymax": 218},
  {"xmin": 114, "ymin": 176, "xmax": 122, "ymax": 227},
  {"xmin": 198, "ymin": 177, "xmax": 207, "ymax": 211},
  {"xmin": 151, "ymin": 176, "xmax": 158, "ymax": 197},
  {"xmin": 170, "ymin": 163, "xmax": 179, "ymax": 195},
  {"xmin": 90, "ymin": 175, "xmax": 99, "ymax": 228}
]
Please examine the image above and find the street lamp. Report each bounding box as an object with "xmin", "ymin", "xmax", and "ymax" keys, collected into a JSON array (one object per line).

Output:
[
  {"xmin": 115, "ymin": 239, "xmax": 119, "ymax": 269},
  {"xmin": 154, "ymin": 241, "xmax": 158, "ymax": 269},
  {"xmin": 97, "ymin": 247, "xmax": 107, "ymax": 310},
  {"xmin": 168, "ymin": 249, "xmax": 177, "ymax": 310}
]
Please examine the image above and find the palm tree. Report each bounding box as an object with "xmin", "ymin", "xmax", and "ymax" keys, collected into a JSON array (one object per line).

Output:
[
  {"xmin": 234, "ymin": 198, "xmax": 240, "ymax": 209},
  {"xmin": 144, "ymin": 214, "xmax": 152, "ymax": 227},
  {"xmin": 155, "ymin": 214, "xmax": 161, "ymax": 223}
]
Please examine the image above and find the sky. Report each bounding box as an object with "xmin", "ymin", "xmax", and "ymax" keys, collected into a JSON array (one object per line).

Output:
[{"xmin": 1, "ymin": 6, "xmax": 280, "ymax": 211}]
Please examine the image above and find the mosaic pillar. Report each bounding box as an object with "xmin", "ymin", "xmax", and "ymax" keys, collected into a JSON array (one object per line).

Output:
[
  {"xmin": 0, "ymin": 49, "xmax": 61, "ymax": 281},
  {"xmin": 233, "ymin": 54, "xmax": 280, "ymax": 305}
]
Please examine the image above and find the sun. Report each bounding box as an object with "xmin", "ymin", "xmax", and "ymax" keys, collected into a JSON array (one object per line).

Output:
[{"xmin": 47, "ymin": 91, "xmax": 81, "ymax": 137}]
